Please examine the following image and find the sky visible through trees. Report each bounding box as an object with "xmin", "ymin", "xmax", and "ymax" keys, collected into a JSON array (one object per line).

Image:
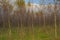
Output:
[
  {"xmin": 10, "ymin": 0, "xmax": 55, "ymax": 4},
  {"xmin": 25, "ymin": 0, "xmax": 54, "ymax": 4}
]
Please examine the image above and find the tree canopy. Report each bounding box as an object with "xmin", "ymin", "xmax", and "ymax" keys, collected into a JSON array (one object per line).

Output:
[
  {"xmin": 28, "ymin": 0, "xmax": 31, "ymax": 6},
  {"xmin": 15, "ymin": 0, "xmax": 25, "ymax": 7}
]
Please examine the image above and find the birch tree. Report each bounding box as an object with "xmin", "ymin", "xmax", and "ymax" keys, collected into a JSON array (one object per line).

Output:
[{"xmin": 54, "ymin": 0, "xmax": 57, "ymax": 38}]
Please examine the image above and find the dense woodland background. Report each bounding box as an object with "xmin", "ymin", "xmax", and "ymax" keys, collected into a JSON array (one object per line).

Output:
[{"xmin": 0, "ymin": 0, "xmax": 60, "ymax": 27}]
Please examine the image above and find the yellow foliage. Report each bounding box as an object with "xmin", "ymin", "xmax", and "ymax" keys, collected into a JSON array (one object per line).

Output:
[{"xmin": 16, "ymin": 0, "xmax": 25, "ymax": 7}]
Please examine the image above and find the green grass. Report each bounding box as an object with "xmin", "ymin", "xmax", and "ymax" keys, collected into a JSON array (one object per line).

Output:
[{"xmin": 0, "ymin": 26, "xmax": 60, "ymax": 40}]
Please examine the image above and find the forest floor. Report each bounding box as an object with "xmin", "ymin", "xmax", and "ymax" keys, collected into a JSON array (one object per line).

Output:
[{"xmin": 0, "ymin": 26, "xmax": 60, "ymax": 40}]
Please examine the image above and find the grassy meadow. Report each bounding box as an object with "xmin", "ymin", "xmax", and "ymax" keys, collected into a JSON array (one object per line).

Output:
[{"xmin": 0, "ymin": 25, "xmax": 60, "ymax": 40}]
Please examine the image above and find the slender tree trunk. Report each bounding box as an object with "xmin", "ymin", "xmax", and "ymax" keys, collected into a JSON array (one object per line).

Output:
[
  {"xmin": 54, "ymin": 0, "xmax": 57, "ymax": 38},
  {"xmin": 31, "ymin": 0, "xmax": 34, "ymax": 39},
  {"xmin": 54, "ymin": 5, "xmax": 57, "ymax": 38},
  {"xmin": 1, "ymin": 8, "xmax": 5, "ymax": 28},
  {"xmin": 31, "ymin": 13, "xmax": 34, "ymax": 40},
  {"xmin": 8, "ymin": 7, "xmax": 11, "ymax": 40}
]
